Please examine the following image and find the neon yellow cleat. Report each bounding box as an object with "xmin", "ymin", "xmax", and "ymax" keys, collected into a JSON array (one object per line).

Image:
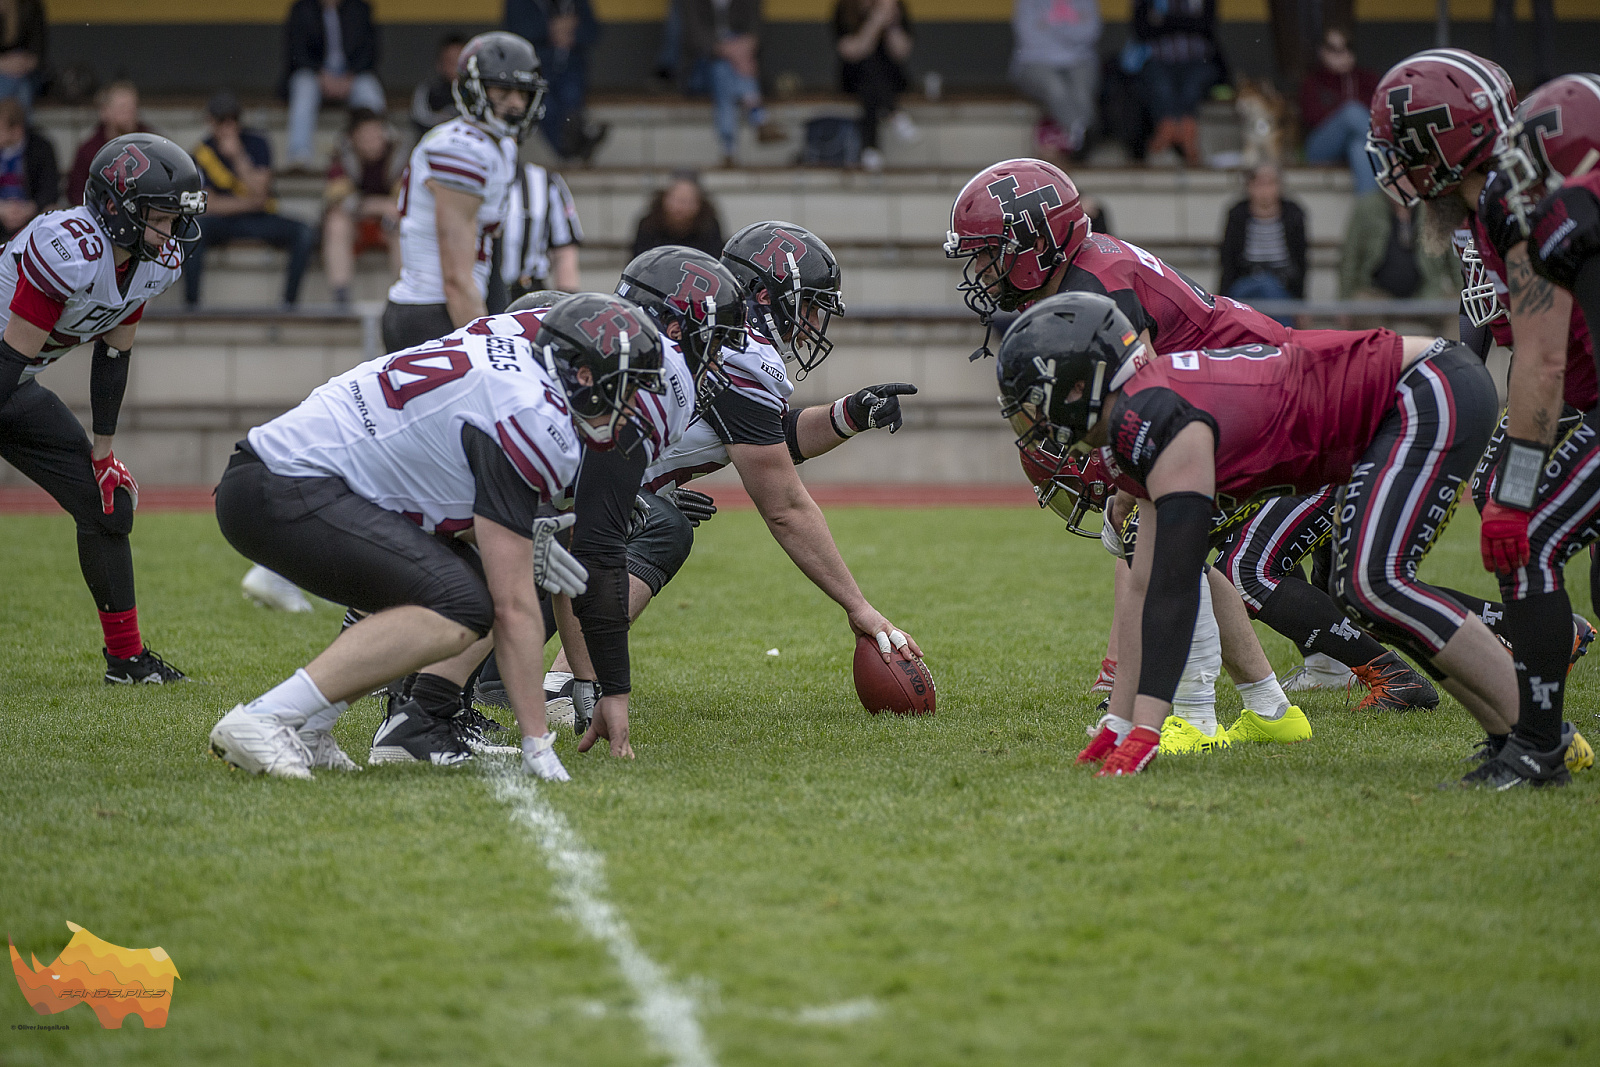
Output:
[
  {"xmin": 1228, "ymin": 705, "xmax": 1313, "ymax": 744},
  {"xmin": 1159, "ymin": 715, "xmax": 1232, "ymax": 753},
  {"xmin": 1565, "ymin": 725, "xmax": 1594, "ymax": 773}
]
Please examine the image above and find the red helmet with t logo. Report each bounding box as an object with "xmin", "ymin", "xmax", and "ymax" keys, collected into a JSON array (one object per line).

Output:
[{"xmin": 945, "ymin": 158, "xmax": 1088, "ymax": 319}]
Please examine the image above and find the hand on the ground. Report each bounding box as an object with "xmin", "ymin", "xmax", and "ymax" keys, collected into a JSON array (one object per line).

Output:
[{"xmin": 577, "ymin": 695, "xmax": 633, "ymax": 758}]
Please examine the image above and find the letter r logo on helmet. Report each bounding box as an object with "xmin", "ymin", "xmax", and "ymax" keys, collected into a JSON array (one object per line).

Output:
[
  {"xmin": 669, "ymin": 261, "xmax": 723, "ymax": 321},
  {"xmin": 99, "ymin": 144, "xmax": 151, "ymax": 197},
  {"xmin": 577, "ymin": 306, "xmax": 635, "ymax": 353},
  {"xmin": 748, "ymin": 229, "xmax": 807, "ymax": 281}
]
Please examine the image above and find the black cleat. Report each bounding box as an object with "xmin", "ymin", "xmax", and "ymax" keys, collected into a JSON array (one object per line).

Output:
[
  {"xmin": 103, "ymin": 647, "xmax": 187, "ymax": 684},
  {"xmin": 1461, "ymin": 732, "xmax": 1572, "ymax": 790},
  {"xmin": 1571, "ymin": 613, "xmax": 1596, "ymax": 671},
  {"xmin": 368, "ymin": 699, "xmax": 472, "ymax": 765},
  {"xmin": 1351, "ymin": 651, "xmax": 1439, "ymax": 711},
  {"xmin": 452, "ymin": 706, "xmax": 518, "ymax": 754},
  {"xmin": 474, "ymin": 676, "xmax": 510, "ymax": 710},
  {"xmin": 1464, "ymin": 732, "xmax": 1509, "ymax": 765}
]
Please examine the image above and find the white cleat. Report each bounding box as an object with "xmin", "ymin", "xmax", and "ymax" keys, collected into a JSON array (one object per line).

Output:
[
  {"xmin": 1280, "ymin": 653, "xmax": 1356, "ymax": 692},
  {"xmin": 299, "ymin": 728, "xmax": 361, "ymax": 771},
  {"xmin": 242, "ymin": 565, "xmax": 314, "ymax": 613},
  {"xmin": 522, "ymin": 732, "xmax": 571, "ymax": 781},
  {"xmin": 210, "ymin": 705, "xmax": 313, "ymax": 780}
]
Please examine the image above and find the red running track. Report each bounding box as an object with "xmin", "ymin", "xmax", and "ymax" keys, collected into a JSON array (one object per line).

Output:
[{"xmin": 0, "ymin": 483, "xmax": 1036, "ymax": 514}]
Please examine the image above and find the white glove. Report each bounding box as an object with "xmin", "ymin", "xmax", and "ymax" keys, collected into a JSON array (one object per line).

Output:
[
  {"xmin": 1101, "ymin": 510, "xmax": 1127, "ymax": 559},
  {"xmin": 532, "ymin": 513, "xmax": 588, "ymax": 597}
]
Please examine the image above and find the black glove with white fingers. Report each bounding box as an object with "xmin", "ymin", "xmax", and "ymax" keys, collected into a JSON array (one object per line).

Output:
[
  {"xmin": 666, "ymin": 487, "xmax": 718, "ymax": 526},
  {"xmin": 832, "ymin": 382, "xmax": 918, "ymax": 437}
]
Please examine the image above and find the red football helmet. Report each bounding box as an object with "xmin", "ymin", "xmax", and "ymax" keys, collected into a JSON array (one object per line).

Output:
[
  {"xmin": 1496, "ymin": 74, "xmax": 1600, "ymax": 234},
  {"xmin": 944, "ymin": 157, "xmax": 1088, "ymax": 319},
  {"xmin": 1367, "ymin": 49, "xmax": 1516, "ymax": 206},
  {"xmin": 1018, "ymin": 441, "xmax": 1111, "ymax": 538}
]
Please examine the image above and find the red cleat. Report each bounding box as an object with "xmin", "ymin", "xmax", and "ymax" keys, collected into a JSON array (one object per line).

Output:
[
  {"xmin": 1088, "ymin": 657, "xmax": 1116, "ymax": 694},
  {"xmin": 1096, "ymin": 725, "xmax": 1160, "ymax": 777},
  {"xmin": 1076, "ymin": 724, "xmax": 1120, "ymax": 765}
]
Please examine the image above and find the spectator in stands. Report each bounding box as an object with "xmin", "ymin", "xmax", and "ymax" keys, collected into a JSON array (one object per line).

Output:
[
  {"xmin": 1010, "ymin": 0, "xmax": 1100, "ymax": 165},
  {"xmin": 1338, "ymin": 190, "xmax": 1461, "ymax": 302},
  {"xmin": 68, "ymin": 80, "xmax": 150, "ymax": 206},
  {"xmin": 631, "ymin": 171, "xmax": 723, "ymax": 258},
  {"xmin": 410, "ymin": 34, "xmax": 465, "ymax": 135},
  {"xmin": 1218, "ymin": 163, "xmax": 1306, "ymax": 324},
  {"xmin": 186, "ymin": 91, "xmax": 315, "ymax": 309},
  {"xmin": 684, "ymin": 0, "xmax": 785, "ymax": 166},
  {"xmin": 505, "ymin": 0, "xmax": 608, "ymax": 162},
  {"xmin": 1132, "ymin": 0, "xmax": 1219, "ymax": 166},
  {"xmin": 1298, "ymin": 26, "xmax": 1378, "ymax": 196},
  {"xmin": 0, "ymin": 97, "xmax": 56, "ymax": 241},
  {"xmin": 283, "ymin": 0, "xmax": 387, "ymax": 172},
  {"xmin": 833, "ymin": 0, "xmax": 915, "ymax": 174},
  {"xmin": 322, "ymin": 109, "xmax": 402, "ymax": 306},
  {"xmin": 499, "ymin": 160, "xmax": 582, "ymax": 300},
  {"xmin": 0, "ymin": 0, "xmax": 44, "ymax": 114}
]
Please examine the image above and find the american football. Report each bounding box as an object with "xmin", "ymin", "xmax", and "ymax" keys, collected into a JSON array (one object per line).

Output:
[{"xmin": 854, "ymin": 634, "xmax": 936, "ymax": 714}]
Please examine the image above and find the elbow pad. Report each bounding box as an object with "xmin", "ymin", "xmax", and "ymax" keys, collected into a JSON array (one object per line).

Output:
[
  {"xmin": 90, "ymin": 339, "xmax": 132, "ymax": 437},
  {"xmin": 1136, "ymin": 491, "xmax": 1214, "ymax": 704},
  {"xmin": 783, "ymin": 408, "xmax": 806, "ymax": 465}
]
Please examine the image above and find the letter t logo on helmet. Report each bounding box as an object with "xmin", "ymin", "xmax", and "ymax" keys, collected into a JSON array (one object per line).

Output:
[{"xmin": 946, "ymin": 158, "xmax": 1088, "ymax": 319}]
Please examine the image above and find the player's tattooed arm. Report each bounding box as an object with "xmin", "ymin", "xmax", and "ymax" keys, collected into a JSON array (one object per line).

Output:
[{"xmin": 1503, "ymin": 243, "xmax": 1575, "ymax": 447}]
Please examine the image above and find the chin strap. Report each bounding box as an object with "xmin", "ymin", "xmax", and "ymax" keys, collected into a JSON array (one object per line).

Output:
[{"xmin": 968, "ymin": 318, "xmax": 995, "ymax": 362}]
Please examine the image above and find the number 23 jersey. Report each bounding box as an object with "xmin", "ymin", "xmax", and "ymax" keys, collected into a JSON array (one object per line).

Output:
[
  {"xmin": 247, "ymin": 331, "xmax": 581, "ymax": 534},
  {"xmin": 0, "ymin": 206, "xmax": 183, "ymax": 376}
]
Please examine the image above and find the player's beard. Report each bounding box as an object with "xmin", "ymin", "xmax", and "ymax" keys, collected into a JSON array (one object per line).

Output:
[{"xmin": 1420, "ymin": 190, "xmax": 1470, "ymax": 256}]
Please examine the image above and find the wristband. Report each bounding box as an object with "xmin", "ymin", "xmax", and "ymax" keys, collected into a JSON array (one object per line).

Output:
[
  {"xmin": 1493, "ymin": 437, "xmax": 1546, "ymax": 511},
  {"xmin": 829, "ymin": 396, "xmax": 859, "ymax": 438}
]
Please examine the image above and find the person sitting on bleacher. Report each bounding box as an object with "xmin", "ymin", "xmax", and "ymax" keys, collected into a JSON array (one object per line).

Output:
[
  {"xmin": 185, "ymin": 91, "xmax": 314, "ymax": 310},
  {"xmin": 321, "ymin": 109, "xmax": 402, "ymax": 307},
  {"xmin": 68, "ymin": 81, "xmax": 152, "ymax": 207},
  {"xmin": 1217, "ymin": 163, "xmax": 1306, "ymax": 326},
  {"xmin": 410, "ymin": 35, "xmax": 465, "ymax": 136},
  {"xmin": 282, "ymin": 0, "xmax": 387, "ymax": 173},
  {"xmin": 0, "ymin": 97, "xmax": 57, "ymax": 242}
]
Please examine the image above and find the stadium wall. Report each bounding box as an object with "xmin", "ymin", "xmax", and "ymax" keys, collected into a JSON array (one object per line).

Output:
[{"xmin": 43, "ymin": 0, "xmax": 1600, "ymax": 97}]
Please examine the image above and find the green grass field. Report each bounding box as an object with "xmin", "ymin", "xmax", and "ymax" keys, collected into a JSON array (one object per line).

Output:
[{"xmin": 3, "ymin": 505, "xmax": 1599, "ymax": 1066}]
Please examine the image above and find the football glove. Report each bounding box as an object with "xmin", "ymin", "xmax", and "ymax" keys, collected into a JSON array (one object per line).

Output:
[
  {"xmin": 571, "ymin": 679, "xmax": 598, "ymax": 737},
  {"xmin": 532, "ymin": 513, "xmax": 588, "ymax": 597},
  {"xmin": 666, "ymin": 487, "xmax": 718, "ymax": 525},
  {"xmin": 834, "ymin": 382, "xmax": 919, "ymax": 436},
  {"xmin": 1480, "ymin": 500, "xmax": 1532, "ymax": 574},
  {"xmin": 91, "ymin": 450, "xmax": 138, "ymax": 514},
  {"xmin": 1529, "ymin": 182, "xmax": 1600, "ymax": 290}
]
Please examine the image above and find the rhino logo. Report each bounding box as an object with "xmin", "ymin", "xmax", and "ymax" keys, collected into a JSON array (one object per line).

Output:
[{"xmin": 9, "ymin": 922, "xmax": 180, "ymax": 1029}]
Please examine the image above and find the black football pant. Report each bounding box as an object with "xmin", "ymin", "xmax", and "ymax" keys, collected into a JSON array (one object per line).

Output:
[{"xmin": 0, "ymin": 379, "xmax": 136, "ymax": 612}]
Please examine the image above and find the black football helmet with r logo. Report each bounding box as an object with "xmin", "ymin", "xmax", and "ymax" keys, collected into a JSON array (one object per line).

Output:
[
  {"xmin": 534, "ymin": 293, "xmax": 665, "ymax": 452},
  {"xmin": 721, "ymin": 220, "xmax": 844, "ymax": 379},
  {"xmin": 84, "ymin": 133, "xmax": 206, "ymax": 262},
  {"xmin": 996, "ymin": 291, "xmax": 1144, "ymax": 455},
  {"xmin": 454, "ymin": 31, "xmax": 547, "ymax": 143},
  {"xmin": 616, "ymin": 245, "xmax": 746, "ymax": 414}
]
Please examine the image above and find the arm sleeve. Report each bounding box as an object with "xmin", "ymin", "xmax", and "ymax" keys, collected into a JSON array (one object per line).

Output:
[
  {"xmin": 567, "ymin": 441, "xmax": 651, "ymax": 696},
  {"xmin": 783, "ymin": 407, "xmax": 806, "ymax": 465},
  {"xmin": 89, "ymin": 339, "xmax": 130, "ymax": 437},
  {"xmin": 461, "ymin": 423, "xmax": 544, "ymax": 534},
  {"xmin": 1136, "ymin": 491, "xmax": 1214, "ymax": 703},
  {"xmin": 702, "ymin": 387, "xmax": 786, "ymax": 446}
]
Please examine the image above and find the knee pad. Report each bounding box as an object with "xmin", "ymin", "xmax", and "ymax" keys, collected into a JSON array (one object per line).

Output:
[
  {"xmin": 625, "ymin": 492, "xmax": 695, "ymax": 595},
  {"xmin": 76, "ymin": 490, "xmax": 135, "ymax": 538}
]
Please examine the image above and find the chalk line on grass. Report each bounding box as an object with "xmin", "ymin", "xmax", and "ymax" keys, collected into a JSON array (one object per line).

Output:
[
  {"xmin": 792, "ymin": 998, "xmax": 882, "ymax": 1025},
  {"xmin": 487, "ymin": 764, "xmax": 716, "ymax": 1067}
]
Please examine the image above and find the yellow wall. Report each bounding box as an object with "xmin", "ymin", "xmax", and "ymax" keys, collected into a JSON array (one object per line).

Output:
[{"xmin": 47, "ymin": 0, "xmax": 1600, "ymax": 23}]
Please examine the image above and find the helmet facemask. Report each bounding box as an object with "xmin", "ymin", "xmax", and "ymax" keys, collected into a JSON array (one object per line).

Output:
[
  {"xmin": 753, "ymin": 250, "xmax": 843, "ymax": 380},
  {"xmin": 542, "ymin": 327, "xmax": 666, "ymax": 455},
  {"xmin": 1458, "ymin": 240, "xmax": 1505, "ymax": 327},
  {"xmin": 454, "ymin": 54, "xmax": 547, "ymax": 144}
]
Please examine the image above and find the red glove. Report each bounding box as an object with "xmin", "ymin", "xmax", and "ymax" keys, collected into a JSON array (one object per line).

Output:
[
  {"xmin": 1480, "ymin": 500, "xmax": 1530, "ymax": 574},
  {"xmin": 91, "ymin": 451, "xmax": 138, "ymax": 515}
]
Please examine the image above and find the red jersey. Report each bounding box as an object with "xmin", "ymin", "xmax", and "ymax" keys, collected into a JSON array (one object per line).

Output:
[
  {"xmin": 1060, "ymin": 232, "xmax": 1293, "ymax": 354},
  {"xmin": 1469, "ymin": 186, "xmax": 1597, "ymax": 412},
  {"xmin": 1098, "ymin": 329, "xmax": 1405, "ymax": 508}
]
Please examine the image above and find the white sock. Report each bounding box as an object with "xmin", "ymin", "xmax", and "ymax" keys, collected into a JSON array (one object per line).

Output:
[
  {"xmin": 1237, "ymin": 674, "xmax": 1290, "ymax": 720},
  {"xmin": 1096, "ymin": 713, "xmax": 1134, "ymax": 742},
  {"xmin": 1173, "ymin": 704, "xmax": 1218, "ymax": 735},
  {"xmin": 300, "ymin": 700, "xmax": 349, "ymax": 734},
  {"xmin": 543, "ymin": 670, "xmax": 573, "ymax": 694},
  {"xmin": 244, "ymin": 668, "xmax": 333, "ymax": 728},
  {"xmin": 1303, "ymin": 652, "xmax": 1347, "ymax": 675}
]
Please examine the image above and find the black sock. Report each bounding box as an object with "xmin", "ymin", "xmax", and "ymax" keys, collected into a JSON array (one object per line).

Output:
[
  {"xmin": 409, "ymin": 672, "xmax": 462, "ymax": 719},
  {"xmin": 1590, "ymin": 544, "xmax": 1600, "ymax": 619},
  {"xmin": 1438, "ymin": 588, "xmax": 1506, "ymax": 636},
  {"xmin": 1502, "ymin": 590, "xmax": 1571, "ymax": 752},
  {"xmin": 1255, "ymin": 578, "xmax": 1387, "ymax": 666}
]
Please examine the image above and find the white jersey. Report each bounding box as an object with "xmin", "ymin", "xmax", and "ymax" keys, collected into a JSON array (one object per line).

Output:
[
  {"xmin": 499, "ymin": 163, "xmax": 582, "ymax": 287},
  {"xmin": 450, "ymin": 306, "xmax": 697, "ymax": 469},
  {"xmin": 0, "ymin": 206, "xmax": 183, "ymax": 377},
  {"xmin": 247, "ymin": 331, "xmax": 579, "ymax": 534},
  {"xmin": 643, "ymin": 329, "xmax": 793, "ymax": 492},
  {"xmin": 388, "ymin": 118, "xmax": 517, "ymax": 306}
]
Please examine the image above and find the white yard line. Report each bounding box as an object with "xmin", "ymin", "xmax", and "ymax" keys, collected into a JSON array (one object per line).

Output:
[{"xmin": 487, "ymin": 764, "xmax": 717, "ymax": 1067}]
